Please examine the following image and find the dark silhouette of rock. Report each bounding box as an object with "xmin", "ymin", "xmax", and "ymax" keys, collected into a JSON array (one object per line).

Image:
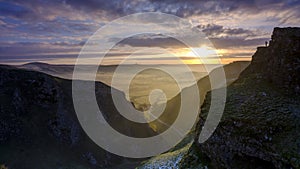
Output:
[
  {"xmin": 0, "ymin": 65, "xmax": 155, "ymax": 168},
  {"xmin": 241, "ymin": 27, "xmax": 300, "ymax": 95},
  {"xmin": 180, "ymin": 27, "xmax": 300, "ymax": 169}
]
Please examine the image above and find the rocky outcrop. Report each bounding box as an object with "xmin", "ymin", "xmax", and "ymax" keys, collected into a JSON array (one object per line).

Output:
[
  {"xmin": 241, "ymin": 27, "xmax": 300, "ymax": 95},
  {"xmin": 180, "ymin": 27, "xmax": 300, "ymax": 169}
]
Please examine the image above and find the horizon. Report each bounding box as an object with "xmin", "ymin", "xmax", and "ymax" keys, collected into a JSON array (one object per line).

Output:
[{"xmin": 1, "ymin": 60, "xmax": 251, "ymax": 66}]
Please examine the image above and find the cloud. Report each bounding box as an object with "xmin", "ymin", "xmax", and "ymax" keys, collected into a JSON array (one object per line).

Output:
[
  {"xmin": 210, "ymin": 37, "xmax": 269, "ymax": 49},
  {"xmin": 197, "ymin": 24, "xmax": 257, "ymax": 38},
  {"xmin": 194, "ymin": 23, "xmax": 270, "ymax": 49},
  {"xmin": 108, "ymin": 25, "xmax": 269, "ymax": 50},
  {"xmin": 0, "ymin": 1, "xmax": 34, "ymax": 20},
  {"xmin": 0, "ymin": 41, "xmax": 82, "ymax": 57},
  {"xmin": 4, "ymin": 0, "xmax": 299, "ymax": 21},
  {"xmin": 0, "ymin": 41, "xmax": 162, "ymax": 59},
  {"xmin": 111, "ymin": 35, "xmax": 186, "ymax": 48},
  {"xmin": 0, "ymin": 0, "xmax": 299, "ymax": 62}
]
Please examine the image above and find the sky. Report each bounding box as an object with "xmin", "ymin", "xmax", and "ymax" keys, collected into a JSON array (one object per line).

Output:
[{"xmin": 0, "ymin": 0, "xmax": 299, "ymax": 65}]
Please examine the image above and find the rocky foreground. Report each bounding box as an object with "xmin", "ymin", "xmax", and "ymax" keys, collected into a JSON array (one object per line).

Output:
[{"xmin": 179, "ymin": 27, "xmax": 300, "ymax": 169}]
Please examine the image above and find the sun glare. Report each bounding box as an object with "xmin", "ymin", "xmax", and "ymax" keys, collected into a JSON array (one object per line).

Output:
[
  {"xmin": 187, "ymin": 47, "xmax": 218, "ymax": 57},
  {"xmin": 176, "ymin": 46, "xmax": 222, "ymax": 64}
]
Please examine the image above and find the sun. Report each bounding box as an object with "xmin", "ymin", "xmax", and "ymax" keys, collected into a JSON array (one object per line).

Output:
[{"xmin": 176, "ymin": 46, "xmax": 221, "ymax": 64}]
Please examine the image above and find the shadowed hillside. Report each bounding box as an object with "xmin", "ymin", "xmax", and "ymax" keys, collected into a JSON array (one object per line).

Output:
[{"xmin": 0, "ymin": 65, "xmax": 156, "ymax": 169}]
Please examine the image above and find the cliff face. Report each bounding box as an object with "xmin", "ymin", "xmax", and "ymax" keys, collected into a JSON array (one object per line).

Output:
[
  {"xmin": 242, "ymin": 27, "xmax": 300, "ymax": 95},
  {"xmin": 180, "ymin": 27, "xmax": 300, "ymax": 169}
]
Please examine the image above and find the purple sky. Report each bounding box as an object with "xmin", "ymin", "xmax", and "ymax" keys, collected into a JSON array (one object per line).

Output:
[{"xmin": 0, "ymin": 0, "xmax": 299, "ymax": 65}]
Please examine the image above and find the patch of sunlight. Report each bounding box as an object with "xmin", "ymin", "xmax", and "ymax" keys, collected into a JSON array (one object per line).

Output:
[{"xmin": 137, "ymin": 143, "xmax": 192, "ymax": 169}]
